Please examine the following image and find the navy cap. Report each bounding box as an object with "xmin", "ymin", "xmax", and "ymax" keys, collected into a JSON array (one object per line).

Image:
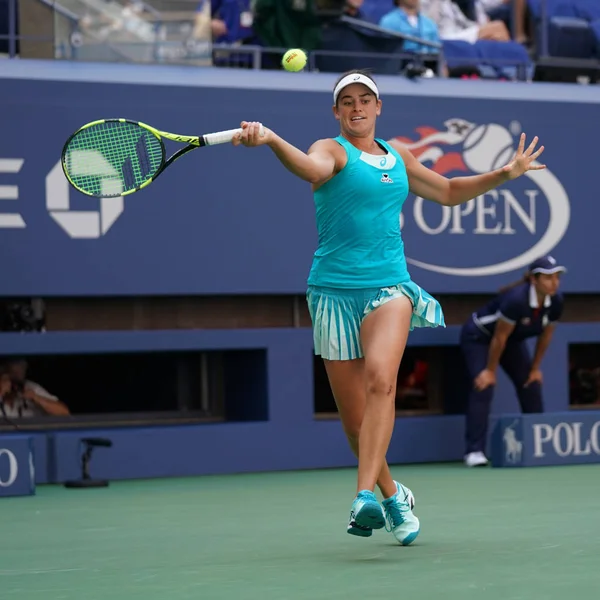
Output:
[{"xmin": 529, "ymin": 255, "xmax": 567, "ymax": 275}]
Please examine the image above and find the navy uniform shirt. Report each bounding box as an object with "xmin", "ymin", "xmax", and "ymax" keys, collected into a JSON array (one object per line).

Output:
[
  {"xmin": 470, "ymin": 282, "xmax": 564, "ymax": 343},
  {"xmin": 200, "ymin": 0, "xmax": 257, "ymax": 44}
]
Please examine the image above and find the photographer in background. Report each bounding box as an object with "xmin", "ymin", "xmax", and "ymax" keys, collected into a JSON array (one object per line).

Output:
[{"xmin": 0, "ymin": 358, "xmax": 70, "ymax": 418}]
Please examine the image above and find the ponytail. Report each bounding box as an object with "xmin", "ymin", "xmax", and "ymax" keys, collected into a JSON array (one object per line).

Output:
[{"xmin": 498, "ymin": 271, "xmax": 531, "ymax": 294}]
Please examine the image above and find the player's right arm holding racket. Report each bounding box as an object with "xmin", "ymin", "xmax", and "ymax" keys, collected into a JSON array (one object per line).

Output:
[{"xmin": 233, "ymin": 121, "xmax": 342, "ymax": 186}]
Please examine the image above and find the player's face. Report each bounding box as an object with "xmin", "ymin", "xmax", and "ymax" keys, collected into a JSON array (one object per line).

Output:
[
  {"xmin": 334, "ymin": 84, "xmax": 381, "ymax": 137},
  {"xmin": 533, "ymin": 273, "xmax": 561, "ymax": 296}
]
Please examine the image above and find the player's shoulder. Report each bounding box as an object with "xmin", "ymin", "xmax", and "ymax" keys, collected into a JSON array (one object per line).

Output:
[
  {"xmin": 498, "ymin": 282, "xmax": 528, "ymax": 305},
  {"xmin": 308, "ymin": 138, "xmax": 347, "ymax": 162},
  {"xmin": 309, "ymin": 137, "xmax": 342, "ymax": 151}
]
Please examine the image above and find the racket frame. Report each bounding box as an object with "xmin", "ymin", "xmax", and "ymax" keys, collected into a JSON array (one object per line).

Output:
[{"xmin": 61, "ymin": 118, "xmax": 244, "ymax": 198}]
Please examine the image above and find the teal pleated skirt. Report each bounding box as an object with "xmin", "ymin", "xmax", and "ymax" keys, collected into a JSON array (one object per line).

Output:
[{"xmin": 306, "ymin": 281, "xmax": 446, "ymax": 361}]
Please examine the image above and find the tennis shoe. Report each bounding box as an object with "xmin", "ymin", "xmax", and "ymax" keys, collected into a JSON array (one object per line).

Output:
[
  {"xmin": 382, "ymin": 481, "xmax": 420, "ymax": 546},
  {"xmin": 347, "ymin": 490, "xmax": 385, "ymax": 537}
]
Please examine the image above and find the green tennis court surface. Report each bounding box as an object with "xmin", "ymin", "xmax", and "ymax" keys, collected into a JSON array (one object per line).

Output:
[{"xmin": 2, "ymin": 463, "xmax": 599, "ymax": 600}]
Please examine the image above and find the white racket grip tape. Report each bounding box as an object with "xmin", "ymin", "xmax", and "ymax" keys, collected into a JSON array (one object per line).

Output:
[{"xmin": 203, "ymin": 124, "xmax": 265, "ymax": 146}]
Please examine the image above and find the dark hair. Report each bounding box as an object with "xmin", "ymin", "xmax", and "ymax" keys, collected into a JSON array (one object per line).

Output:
[
  {"xmin": 498, "ymin": 271, "xmax": 540, "ymax": 294},
  {"xmin": 333, "ymin": 69, "xmax": 378, "ymax": 105}
]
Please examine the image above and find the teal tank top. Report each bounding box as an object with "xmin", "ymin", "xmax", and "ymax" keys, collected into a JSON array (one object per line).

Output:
[{"xmin": 307, "ymin": 135, "xmax": 411, "ymax": 289}]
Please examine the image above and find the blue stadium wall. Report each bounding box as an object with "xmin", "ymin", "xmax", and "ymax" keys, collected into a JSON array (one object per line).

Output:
[{"xmin": 0, "ymin": 59, "xmax": 598, "ymax": 484}]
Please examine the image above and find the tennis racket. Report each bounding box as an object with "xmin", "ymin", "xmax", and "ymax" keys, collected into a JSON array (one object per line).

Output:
[{"xmin": 61, "ymin": 118, "xmax": 262, "ymax": 198}]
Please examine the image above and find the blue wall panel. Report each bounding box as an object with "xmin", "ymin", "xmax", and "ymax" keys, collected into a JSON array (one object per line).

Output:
[
  {"xmin": 0, "ymin": 324, "xmax": 595, "ymax": 481},
  {"xmin": 0, "ymin": 60, "xmax": 597, "ymax": 296}
]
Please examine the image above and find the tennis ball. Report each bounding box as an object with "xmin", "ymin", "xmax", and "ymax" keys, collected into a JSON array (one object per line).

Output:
[{"xmin": 282, "ymin": 49, "xmax": 307, "ymax": 72}]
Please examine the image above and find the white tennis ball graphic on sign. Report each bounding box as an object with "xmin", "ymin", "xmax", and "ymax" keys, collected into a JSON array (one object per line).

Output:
[{"xmin": 462, "ymin": 124, "xmax": 514, "ymax": 174}]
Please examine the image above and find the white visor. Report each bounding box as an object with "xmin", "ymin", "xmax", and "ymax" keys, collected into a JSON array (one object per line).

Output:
[
  {"xmin": 333, "ymin": 73, "xmax": 380, "ymax": 104},
  {"xmin": 530, "ymin": 266, "xmax": 567, "ymax": 275}
]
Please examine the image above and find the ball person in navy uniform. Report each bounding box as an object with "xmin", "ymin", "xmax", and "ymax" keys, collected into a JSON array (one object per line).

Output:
[{"xmin": 461, "ymin": 256, "xmax": 566, "ymax": 467}]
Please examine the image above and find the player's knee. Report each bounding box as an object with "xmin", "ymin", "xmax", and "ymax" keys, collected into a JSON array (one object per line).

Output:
[{"xmin": 365, "ymin": 368, "xmax": 397, "ymax": 400}]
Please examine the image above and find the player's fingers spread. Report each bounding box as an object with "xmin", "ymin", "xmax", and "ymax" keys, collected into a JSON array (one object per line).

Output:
[
  {"xmin": 526, "ymin": 136, "xmax": 539, "ymax": 156},
  {"xmin": 531, "ymin": 145, "xmax": 545, "ymax": 159}
]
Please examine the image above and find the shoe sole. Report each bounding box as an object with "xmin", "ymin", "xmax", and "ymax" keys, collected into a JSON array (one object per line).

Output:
[
  {"xmin": 399, "ymin": 530, "xmax": 419, "ymax": 546},
  {"xmin": 355, "ymin": 504, "xmax": 385, "ymax": 530},
  {"xmin": 347, "ymin": 524, "xmax": 373, "ymax": 537}
]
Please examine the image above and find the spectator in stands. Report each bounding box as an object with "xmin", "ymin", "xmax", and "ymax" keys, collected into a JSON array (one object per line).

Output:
[
  {"xmin": 478, "ymin": 0, "xmax": 527, "ymax": 44},
  {"xmin": 194, "ymin": 0, "xmax": 213, "ymax": 40},
  {"xmin": 343, "ymin": 0, "xmax": 365, "ymax": 18},
  {"xmin": 460, "ymin": 256, "xmax": 565, "ymax": 467},
  {"xmin": 197, "ymin": 0, "xmax": 262, "ymax": 67},
  {"xmin": 0, "ymin": 358, "xmax": 70, "ymax": 418},
  {"xmin": 420, "ymin": 0, "xmax": 510, "ymax": 42},
  {"xmin": 197, "ymin": 0, "xmax": 259, "ymax": 45},
  {"xmin": 379, "ymin": 1, "xmax": 441, "ymax": 55},
  {"xmin": 253, "ymin": 0, "xmax": 322, "ymax": 56},
  {"xmin": 314, "ymin": 0, "xmax": 364, "ymax": 18}
]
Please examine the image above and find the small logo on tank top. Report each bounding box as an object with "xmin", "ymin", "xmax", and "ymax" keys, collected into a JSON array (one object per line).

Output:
[{"xmin": 381, "ymin": 173, "xmax": 393, "ymax": 184}]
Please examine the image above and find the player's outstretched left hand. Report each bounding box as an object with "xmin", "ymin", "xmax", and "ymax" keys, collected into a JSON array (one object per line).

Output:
[
  {"xmin": 232, "ymin": 121, "xmax": 272, "ymax": 147},
  {"xmin": 502, "ymin": 133, "xmax": 546, "ymax": 180}
]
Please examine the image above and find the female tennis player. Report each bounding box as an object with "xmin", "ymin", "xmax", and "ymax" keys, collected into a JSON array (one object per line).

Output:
[
  {"xmin": 462, "ymin": 256, "xmax": 566, "ymax": 467},
  {"xmin": 233, "ymin": 69, "xmax": 545, "ymax": 545}
]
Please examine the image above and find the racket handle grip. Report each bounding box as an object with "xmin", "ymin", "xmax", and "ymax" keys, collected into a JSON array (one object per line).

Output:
[{"xmin": 202, "ymin": 125, "xmax": 265, "ymax": 146}]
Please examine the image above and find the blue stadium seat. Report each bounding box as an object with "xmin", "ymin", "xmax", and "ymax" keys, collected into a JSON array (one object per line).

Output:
[
  {"xmin": 442, "ymin": 39, "xmax": 532, "ymax": 80},
  {"xmin": 442, "ymin": 39, "xmax": 479, "ymax": 71},
  {"xmin": 528, "ymin": 0, "xmax": 596, "ymax": 58},
  {"xmin": 361, "ymin": 0, "xmax": 395, "ymax": 25},
  {"xmin": 316, "ymin": 19, "xmax": 405, "ymax": 74},
  {"xmin": 527, "ymin": 0, "xmax": 578, "ymax": 19},
  {"xmin": 547, "ymin": 16, "xmax": 595, "ymax": 57},
  {"xmin": 590, "ymin": 19, "xmax": 600, "ymax": 58},
  {"xmin": 473, "ymin": 39, "xmax": 534, "ymax": 79}
]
